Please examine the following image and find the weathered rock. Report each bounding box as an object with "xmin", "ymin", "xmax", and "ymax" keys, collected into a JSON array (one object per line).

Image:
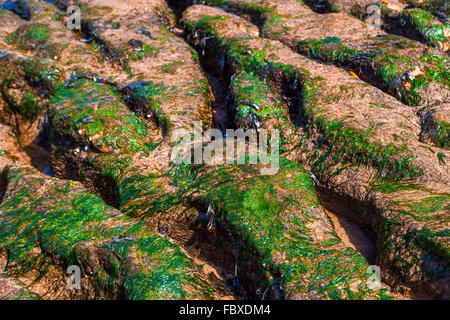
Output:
[
  {"xmin": 182, "ymin": 4, "xmax": 449, "ymax": 299},
  {"xmin": 198, "ymin": 0, "xmax": 449, "ymax": 148},
  {"xmin": 0, "ymin": 163, "xmax": 228, "ymax": 299},
  {"xmin": 0, "ymin": 274, "xmax": 39, "ymax": 300},
  {"xmin": 0, "ymin": 0, "xmax": 448, "ymax": 301}
]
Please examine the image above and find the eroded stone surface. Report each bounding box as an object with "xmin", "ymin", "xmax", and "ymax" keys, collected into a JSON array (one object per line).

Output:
[
  {"xmin": 0, "ymin": 0, "xmax": 448, "ymax": 300},
  {"xmin": 182, "ymin": 4, "xmax": 449, "ymax": 298}
]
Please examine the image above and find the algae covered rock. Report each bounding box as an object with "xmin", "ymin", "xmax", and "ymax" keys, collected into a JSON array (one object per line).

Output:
[
  {"xmin": 182, "ymin": 4, "xmax": 449, "ymax": 298},
  {"xmin": 0, "ymin": 163, "xmax": 226, "ymax": 299},
  {"xmin": 0, "ymin": 0, "xmax": 448, "ymax": 300}
]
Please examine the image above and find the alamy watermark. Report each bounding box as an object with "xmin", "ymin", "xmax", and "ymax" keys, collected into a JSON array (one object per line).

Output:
[
  {"xmin": 170, "ymin": 121, "xmax": 280, "ymax": 175},
  {"xmin": 365, "ymin": 5, "xmax": 382, "ymax": 30},
  {"xmin": 66, "ymin": 5, "xmax": 81, "ymax": 30},
  {"xmin": 366, "ymin": 265, "xmax": 382, "ymax": 290},
  {"xmin": 66, "ymin": 265, "xmax": 81, "ymax": 290}
]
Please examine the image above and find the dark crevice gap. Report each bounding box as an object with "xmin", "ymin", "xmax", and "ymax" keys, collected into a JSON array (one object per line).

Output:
[
  {"xmin": 0, "ymin": 0, "xmax": 32, "ymax": 20},
  {"xmin": 80, "ymin": 167, "xmax": 121, "ymax": 210},
  {"xmin": 379, "ymin": 14, "xmax": 444, "ymax": 50},
  {"xmin": 47, "ymin": 128, "xmax": 121, "ymax": 209},
  {"xmin": 24, "ymin": 143, "xmax": 52, "ymax": 176},
  {"xmin": 0, "ymin": 169, "xmax": 7, "ymax": 205},
  {"xmin": 185, "ymin": 198, "xmax": 280, "ymax": 300},
  {"xmin": 315, "ymin": 187, "xmax": 378, "ymax": 265},
  {"xmin": 198, "ymin": 2, "xmax": 418, "ymax": 108},
  {"xmin": 261, "ymin": 68, "xmax": 304, "ymax": 127},
  {"xmin": 23, "ymin": 112, "xmax": 53, "ymax": 177},
  {"xmin": 223, "ymin": 7, "xmax": 269, "ymax": 37},
  {"xmin": 167, "ymin": 2, "xmax": 280, "ymax": 299},
  {"xmin": 169, "ymin": 3, "xmax": 236, "ymax": 133},
  {"xmin": 204, "ymin": 71, "xmax": 231, "ymax": 133},
  {"xmin": 116, "ymin": 81, "xmax": 171, "ymax": 137},
  {"xmin": 193, "ymin": 41, "xmax": 234, "ymax": 133},
  {"xmin": 166, "ymin": 0, "xmax": 195, "ymax": 21},
  {"xmin": 313, "ymin": 186, "xmax": 417, "ymax": 300},
  {"xmin": 186, "ymin": 202, "xmax": 257, "ymax": 299},
  {"xmin": 241, "ymin": 12, "xmax": 267, "ymax": 37},
  {"xmin": 302, "ymin": 0, "xmax": 334, "ymax": 14}
]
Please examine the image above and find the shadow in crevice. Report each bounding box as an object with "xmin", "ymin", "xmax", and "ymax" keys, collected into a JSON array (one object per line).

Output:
[
  {"xmin": 168, "ymin": 0, "xmax": 236, "ymax": 133},
  {"xmin": 23, "ymin": 115, "xmax": 54, "ymax": 177},
  {"xmin": 190, "ymin": 38, "xmax": 234, "ymax": 134},
  {"xmin": 184, "ymin": 198, "xmax": 281, "ymax": 300},
  {"xmin": 0, "ymin": 169, "xmax": 7, "ymax": 205},
  {"xmin": 302, "ymin": 0, "xmax": 335, "ymax": 14},
  {"xmin": 166, "ymin": 0, "xmax": 197, "ymax": 21},
  {"xmin": 315, "ymin": 186, "xmax": 378, "ymax": 265},
  {"xmin": 48, "ymin": 134, "xmax": 121, "ymax": 210},
  {"xmin": 83, "ymin": 169, "xmax": 121, "ymax": 210}
]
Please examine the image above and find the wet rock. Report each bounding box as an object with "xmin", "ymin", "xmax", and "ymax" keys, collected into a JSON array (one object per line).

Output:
[
  {"xmin": 0, "ymin": 0, "xmax": 447, "ymax": 301},
  {"xmin": 0, "ymin": 274, "xmax": 39, "ymax": 299},
  {"xmin": 0, "ymin": 0, "xmax": 31, "ymax": 20},
  {"xmin": 0, "ymin": 164, "xmax": 227, "ymax": 299},
  {"xmin": 183, "ymin": 4, "xmax": 449, "ymax": 299}
]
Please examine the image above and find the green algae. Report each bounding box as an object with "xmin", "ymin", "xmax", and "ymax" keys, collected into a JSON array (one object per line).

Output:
[
  {"xmin": 297, "ymin": 37, "xmax": 357, "ymax": 66},
  {"xmin": 231, "ymin": 71, "xmax": 288, "ymax": 121},
  {"xmin": 164, "ymin": 158, "xmax": 387, "ymax": 299},
  {"xmin": 402, "ymin": 8, "xmax": 449, "ymax": 48},
  {"xmin": 17, "ymin": 91, "xmax": 41, "ymax": 120},
  {"xmin": 128, "ymin": 44, "xmax": 163, "ymax": 61},
  {"xmin": 124, "ymin": 81, "xmax": 173, "ymax": 134},
  {"xmin": 0, "ymin": 57, "xmax": 60, "ymax": 121},
  {"xmin": 7, "ymin": 23, "xmax": 50, "ymax": 50},
  {"xmin": 371, "ymin": 182, "xmax": 422, "ymax": 193},
  {"xmin": 435, "ymin": 122, "xmax": 449, "ymax": 149},
  {"xmin": 50, "ymin": 79, "xmax": 149, "ymax": 153},
  {"xmin": 203, "ymin": 0, "xmax": 275, "ymax": 14},
  {"xmin": 160, "ymin": 61, "xmax": 184, "ymax": 74},
  {"xmin": 419, "ymin": 102, "xmax": 450, "ymax": 149},
  {"xmin": 298, "ymin": 60, "xmax": 421, "ymax": 180},
  {"xmin": 297, "ymin": 35, "xmax": 448, "ymax": 106},
  {"xmin": 184, "ymin": 14, "xmax": 424, "ymax": 182},
  {"xmin": 437, "ymin": 152, "xmax": 446, "ymax": 165},
  {"xmin": 393, "ymin": 194, "xmax": 450, "ymax": 222},
  {"xmin": 0, "ymin": 166, "xmax": 215, "ymax": 299}
]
